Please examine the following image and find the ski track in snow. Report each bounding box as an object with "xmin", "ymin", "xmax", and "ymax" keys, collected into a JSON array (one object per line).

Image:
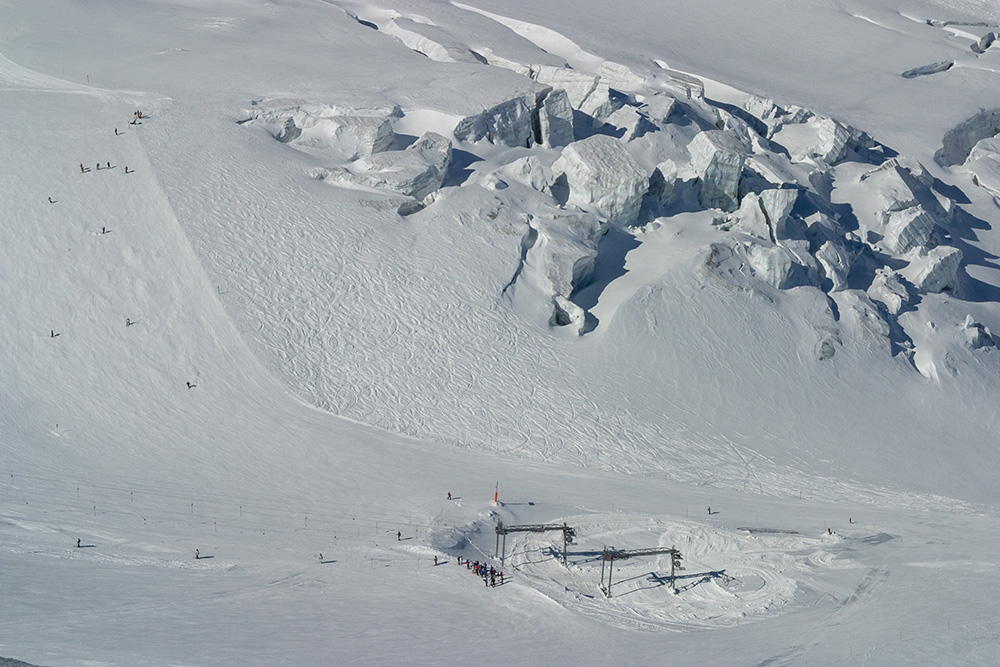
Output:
[{"xmin": 3, "ymin": 1, "xmax": 1000, "ymax": 662}]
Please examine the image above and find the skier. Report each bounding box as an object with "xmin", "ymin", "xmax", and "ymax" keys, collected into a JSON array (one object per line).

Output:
[
  {"xmin": 397, "ymin": 530, "xmax": 401, "ymax": 541},
  {"xmin": 447, "ymin": 492, "xmax": 451, "ymax": 500},
  {"xmin": 48, "ymin": 197, "xmax": 55, "ymax": 203},
  {"xmin": 76, "ymin": 538, "xmax": 81, "ymax": 548},
  {"xmin": 101, "ymin": 226, "xmax": 107, "ymax": 234},
  {"xmin": 195, "ymin": 549, "xmax": 200, "ymax": 559},
  {"xmin": 126, "ymin": 318, "xmax": 133, "ymax": 327},
  {"xmin": 499, "ymin": 571, "xmax": 503, "ymax": 585},
  {"xmin": 115, "ymin": 128, "xmax": 119, "ymax": 136},
  {"xmin": 79, "ymin": 163, "xmax": 84, "ymax": 173},
  {"xmin": 707, "ymin": 506, "xmax": 711, "ymax": 515},
  {"xmin": 318, "ymin": 553, "xmax": 323, "ymax": 563},
  {"xmin": 186, "ymin": 381, "xmax": 195, "ymax": 389},
  {"xmin": 124, "ymin": 166, "xmax": 130, "ymax": 173},
  {"xmin": 490, "ymin": 572, "xmax": 495, "ymax": 587},
  {"xmin": 106, "ymin": 161, "xmax": 111, "ymax": 169},
  {"xmin": 433, "ymin": 555, "xmax": 438, "ymax": 566},
  {"xmin": 50, "ymin": 330, "xmax": 58, "ymax": 338}
]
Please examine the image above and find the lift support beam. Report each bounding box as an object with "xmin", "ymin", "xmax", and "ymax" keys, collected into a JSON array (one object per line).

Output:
[
  {"xmin": 495, "ymin": 521, "xmax": 576, "ymax": 566},
  {"xmin": 599, "ymin": 545, "xmax": 684, "ymax": 598}
]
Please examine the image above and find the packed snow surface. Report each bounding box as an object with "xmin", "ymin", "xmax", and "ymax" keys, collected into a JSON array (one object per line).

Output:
[{"xmin": 2, "ymin": 0, "xmax": 1000, "ymax": 665}]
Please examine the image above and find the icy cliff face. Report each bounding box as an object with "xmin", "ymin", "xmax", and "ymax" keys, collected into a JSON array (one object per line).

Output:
[{"xmin": 551, "ymin": 134, "xmax": 648, "ymax": 225}]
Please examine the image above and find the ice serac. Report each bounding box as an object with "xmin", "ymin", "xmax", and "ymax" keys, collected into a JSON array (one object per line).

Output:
[
  {"xmin": 538, "ymin": 89, "xmax": 575, "ymax": 148},
  {"xmin": 534, "ymin": 211, "xmax": 605, "ymax": 297},
  {"xmin": 908, "ymin": 246, "xmax": 963, "ymax": 293},
  {"xmin": 746, "ymin": 242, "xmax": 793, "ymax": 289},
  {"xmin": 647, "ymin": 159, "xmax": 678, "ymax": 212},
  {"xmin": 867, "ymin": 267, "xmax": 909, "ymax": 315},
  {"xmin": 503, "ymin": 155, "xmax": 551, "ymax": 193},
  {"xmin": 605, "ymin": 105, "xmax": 656, "ymax": 141},
  {"xmin": 935, "ymin": 108, "xmax": 1000, "ymax": 166},
  {"xmin": 967, "ymin": 136, "xmax": 1000, "ymax": 197},
  {"xmin": 962, "ymin": 315, "xmax": 995, "ymax": 349},
  {"xmin": 883, "ymin": 205, "xmax": 935, "ymax": 254},
  {"xmin": 759, "ymin": 188, "xmax": 798, "ymax": 239},
  {"xmin": 321, "ymin": 131, "xmax": 451, "ymax": 200},
  {"xmin": 551, "ymin": 135, "xmax": 648, "ymax": 225},
  {"xmin": 689, "ymin": 130, "xmax": 747, "ymax": 212},
  {"xmin": 530, "ymin": 65, "xmax": 618, "ymax": 120},
  {"xmin": 453, "ymin": 90, "xmax": 542, "ymax": 147},
  {"xmin": 248, "ymin": 102, "xmax": 396, "ymax": 159},
  {"xmin": 815, "ymin": 240, "xmax": 851, "ymax": 292},
  {"xmin": 728, "ymin": 193, "xmax": 771, "ymax": 240}
]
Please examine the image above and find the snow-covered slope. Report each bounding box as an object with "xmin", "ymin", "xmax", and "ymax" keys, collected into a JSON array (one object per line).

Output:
[{"xmin": 1, "ymin": 0, "xmax": 999, "ymax": 665}]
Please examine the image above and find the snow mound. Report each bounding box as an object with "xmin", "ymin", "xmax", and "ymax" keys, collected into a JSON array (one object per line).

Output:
[{"xmin": 552, "ymin": 135, "xmax": 648, "ymax": 225}]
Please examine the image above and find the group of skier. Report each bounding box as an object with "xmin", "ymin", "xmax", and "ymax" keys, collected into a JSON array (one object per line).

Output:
[{"xmin": 456, "ymin": 555, "xmax": 503, "ymax": 587}]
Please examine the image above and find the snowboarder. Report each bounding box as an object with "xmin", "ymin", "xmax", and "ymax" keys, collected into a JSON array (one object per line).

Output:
[
  {"xmin": 126, "ymin": 318, "xmax": 133, "ymax": 327},
  {"xmin": 195, "ymin": 549, "xmax": 200, "ymax": 559},
  {"xmin": 76, "ymin": 538, "xmax": 81, "ymax": 548},
  {"xmin": 397, "ymin": 531, "xmax": 401, "ymax": 541}
]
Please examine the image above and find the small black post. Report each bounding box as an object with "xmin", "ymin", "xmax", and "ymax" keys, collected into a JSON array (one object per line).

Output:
[{"xmin": 600, "ymin": 547, "xmax": 606, "ymax": 593}]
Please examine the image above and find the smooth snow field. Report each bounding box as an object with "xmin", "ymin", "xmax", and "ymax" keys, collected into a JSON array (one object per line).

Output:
[{"xmin": 1, "ymin": 0, "xmax": 999, "ymax": 665}]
